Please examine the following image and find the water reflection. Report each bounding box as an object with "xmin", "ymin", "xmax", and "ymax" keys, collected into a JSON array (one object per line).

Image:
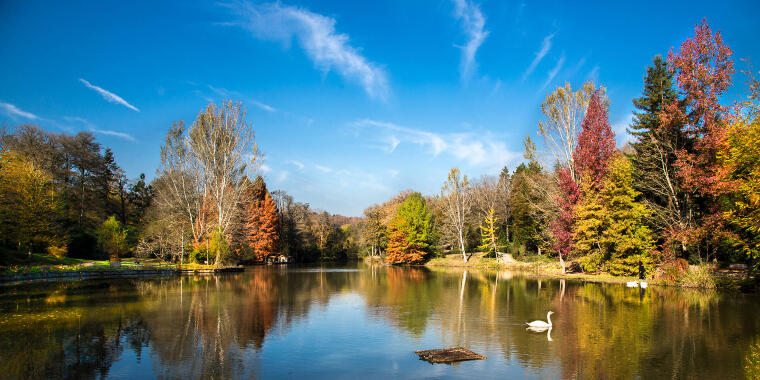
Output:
[{"xmin": 0, "ymin": 264, "xmax": 758, "ymax": 379}]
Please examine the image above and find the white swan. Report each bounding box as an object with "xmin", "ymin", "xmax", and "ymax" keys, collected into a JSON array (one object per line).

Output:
[
  {"xmin": 626, "ymin": 281, "xmax": 649, "ymax": 288},
  {"xmin": 527, "ymin": 311, "xmax": 553, "ymax": 328}
]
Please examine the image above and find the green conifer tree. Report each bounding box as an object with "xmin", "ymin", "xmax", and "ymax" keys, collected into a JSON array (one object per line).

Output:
[{"xmin": 601, "ymin": 155, "xmax": 655, "ymax": 275}]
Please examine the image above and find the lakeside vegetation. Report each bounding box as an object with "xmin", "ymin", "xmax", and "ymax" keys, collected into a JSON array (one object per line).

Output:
[{"xmin": 1, "ymin": 20, "xmax": 759, "ymax": 290}]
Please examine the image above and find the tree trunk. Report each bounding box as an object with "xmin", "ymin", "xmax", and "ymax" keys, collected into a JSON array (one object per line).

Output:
[{"xmin": 459, "ymin": 232, "xmax": 468, "ymax": 262}]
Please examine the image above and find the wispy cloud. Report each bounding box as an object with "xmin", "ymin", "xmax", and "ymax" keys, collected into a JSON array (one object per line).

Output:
[
  {"xmin": 315, "ymin": 164, "xmax": 333, "ymax": 173},
  {"xmin": 354, "ymin": 119, "xmax": 521, "ymax": 169},
  {"xmin": 452, "ymin": 0, "xmax": 489, "ymax": 81},
  {"xmin": 207, "ymin": 85, "xmax": 276, "ymax": 112},
  {"xmin": 587, "ymin": 65, "xmax": 600, "ymax": 82},
  {"xmin": 523, "ymin": 33, "xmax": 554, "ymax": 81},
  {"xmin": 63, "ymin": 116, "xmax": 136, "ymax": 142},
  {"xmin": 91, "ymin": 128, "xmax": 136, "ymax": 141},
  {"xmin": 79, "ymin": 79, "xmax": 140, "ymax": 112},
  {"xmin": 226, "ymin": 1, "xmax": 389, "ymax": 99},
  {"xmin": 287, "ymin": 160, "xmax": 305, "ymax": 170},
  {"xmin": 541, "ymin": 53, "xmax": 565, "ymax": 90},
  {"xmin": 0, "ymin": 101, "xmax": 38, "ymax": 120}
]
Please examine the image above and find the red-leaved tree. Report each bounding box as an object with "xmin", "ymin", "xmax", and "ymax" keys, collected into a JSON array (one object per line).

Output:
[
  {"xmin": 551, "ymin": 168, "xmax": 580, "ymax": 273},
  {"xmin": 667, "ymin": 18, "xmax": 734, "ymax": 196},
  {"xmin": 662, "ymin": 18, "xmax": 735, "ymax": 260},
  {"xmin": 573, "ymin": 91, "xmax": 616, "ymax": 191}
]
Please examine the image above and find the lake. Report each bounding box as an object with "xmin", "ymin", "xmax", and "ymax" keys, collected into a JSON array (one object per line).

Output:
[{"xmin": 1, "ymin": 264, "xmax": 758, "ymax": 379}]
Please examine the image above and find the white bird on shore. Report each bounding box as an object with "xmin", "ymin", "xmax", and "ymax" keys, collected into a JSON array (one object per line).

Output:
[
  {"xmin": 626, "ymin": 281, "xmax": 639, "ymax": 287},
  {"xmin": 527, "ymin": 311, "xmax": 554, "ymax": 328}
]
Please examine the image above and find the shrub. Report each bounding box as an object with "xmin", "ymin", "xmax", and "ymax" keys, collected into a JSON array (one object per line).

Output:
[
  {"xmin": 46, "ymin": 245, "xmax": 67, "ymax": 259},
  {"xmin": 96, "ymin": 216, "xmax": 128, "ymax": 261},
  {"xmin": 578, "ymin": 252, "xmax": 604, "ymax": 272},
  {"xmin": 679, "ymin": 265, "xmax": 716, "ymax": 289},
  {"xmin": 606, "ymin": 254, "xmax": 654, "ymax": 277}
]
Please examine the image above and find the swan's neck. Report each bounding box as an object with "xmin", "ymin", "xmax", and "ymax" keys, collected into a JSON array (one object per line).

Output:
[{"xmin": 547, "ymin": 312, "xmax": 552, "ymax": 326}]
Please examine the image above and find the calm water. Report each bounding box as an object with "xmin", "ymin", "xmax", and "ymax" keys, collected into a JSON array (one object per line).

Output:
[{"xmin": 1, "ymin": 264, "xmax": 759, "ymax": 379}]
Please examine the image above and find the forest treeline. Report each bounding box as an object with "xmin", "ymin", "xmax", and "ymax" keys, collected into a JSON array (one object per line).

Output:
[
  {"xmin": 1, "ymin": 20, "xmax": 759, "ymax": 274},
  {"xmin": 0, "ymin": 103, "xmax": 362, "ymax": 265}
]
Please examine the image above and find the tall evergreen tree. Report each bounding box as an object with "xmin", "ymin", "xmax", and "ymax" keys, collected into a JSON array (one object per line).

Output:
[{"xmin": 627, "ymin": 55, "xmax": 689, "ymax": 249}]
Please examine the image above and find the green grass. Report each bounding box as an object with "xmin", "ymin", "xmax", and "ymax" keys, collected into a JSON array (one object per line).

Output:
[{"xmin": 0, "ymin": 250, "xmax": 220, "ymax": 275}]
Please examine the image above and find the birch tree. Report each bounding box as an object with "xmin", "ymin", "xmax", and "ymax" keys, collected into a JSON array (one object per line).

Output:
[
  {"xmin": 538, "ymin": 81, "xmax": 605, "ymax": 181},
  {"xmin": 441, "ymin": 168, "xmax": 471, "ymax": 262}
]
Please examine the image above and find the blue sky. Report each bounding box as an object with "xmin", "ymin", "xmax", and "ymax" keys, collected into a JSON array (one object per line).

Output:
[{"xmin": 1, "ymin": 1, "xmax": 758, "ymax": 216}]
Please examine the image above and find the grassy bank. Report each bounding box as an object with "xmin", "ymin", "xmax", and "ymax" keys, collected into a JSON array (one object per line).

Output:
[
  {"xmin": 422, "ymin": 253, "xmax": 754, "ymax": 291},
  {"xmin": 0, "ymin": 250, "xmax": 220, "ymax": 275}
]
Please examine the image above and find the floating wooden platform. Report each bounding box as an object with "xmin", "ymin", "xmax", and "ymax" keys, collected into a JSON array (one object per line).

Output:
[{"xmin": 414, "ymin": 347, "xmax": 486, "ymax": 364}]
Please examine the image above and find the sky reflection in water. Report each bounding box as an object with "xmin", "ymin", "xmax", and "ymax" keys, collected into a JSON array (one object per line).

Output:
[{"xmin": 0, "ymin": 264, "xmax": 759, "ymax": 379}]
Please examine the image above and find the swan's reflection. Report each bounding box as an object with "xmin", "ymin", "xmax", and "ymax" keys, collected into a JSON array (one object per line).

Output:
[{"xmin": 526, "ymin": 326, "xmax": 553, "ymax": 342}]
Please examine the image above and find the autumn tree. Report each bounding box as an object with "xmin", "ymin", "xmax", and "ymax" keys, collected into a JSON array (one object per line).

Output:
[
  {"xmin": 478, "ymin": 208, "xmax": 499, "ymax": 255},
  {"xmin": 440, "ymin": 168, "xmax": 471, "ymax": 262},
  {"xmin": 156, "ymin": 101, "xmax": 260, "ymax": 265},
  {"xmin": 600, "ymin": 154, "xmax": 655, "ymax": 275},
  {"xmin": 720, "ymin": 68, "xmax": 760, "ymax": 268},
  {"xmin": 361, "ymin": 205, "xmax": 386, "ymax": 257},
  {"xmin": 666, "ymin": 18, "xmax": 735, "ymax": 260},
  {"xmin": 551, "ymin": 168, "xmax": 579, "ymax": 273},
  {"xmin": 573, "ymin": 177, "xmax": 606, "ymax": 271},
  {"xmin": 574, "ymin": 91, "xmax": 616, "ymax": 190},
  {"xmin": 385, "ymin": 192, "xmax": 434, "ymax": 264},
  {"xmin": 246, "ymin": 191, "xmax": 279, "ymax": 260},
  {"xmin": 538, "ymin": 81, "xmax": 605, "ymax": 181},
  {"xmin": 0, "ymin": 151, "xmax": 61, "ymax": 254}
]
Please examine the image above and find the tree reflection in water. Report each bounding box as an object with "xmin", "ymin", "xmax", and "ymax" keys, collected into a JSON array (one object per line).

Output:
[{"xmin": 0, "ymin": 264, "xmax": 759, "ymax": 379}]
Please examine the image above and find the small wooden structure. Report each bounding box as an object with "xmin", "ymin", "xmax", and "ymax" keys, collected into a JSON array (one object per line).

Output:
[{"xmin": 414, "ymin": 347, "xmax": 486, "ymax": 364}]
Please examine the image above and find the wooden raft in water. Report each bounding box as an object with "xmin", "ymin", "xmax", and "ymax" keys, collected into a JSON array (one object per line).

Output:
[{"xmin": 414, "ymin": 346, "xmax": 486, "ymax": 364}]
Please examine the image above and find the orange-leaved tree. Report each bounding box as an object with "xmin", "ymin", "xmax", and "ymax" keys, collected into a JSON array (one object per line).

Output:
[{"xmin": 246, "ymin": 190, "xmax": 279, "ymax": 260}]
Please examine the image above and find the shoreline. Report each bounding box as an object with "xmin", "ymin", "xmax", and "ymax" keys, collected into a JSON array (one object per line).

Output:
[
  {"xmin": 418, "ymin": 254, "xmax": 755, "ymax": 291},
  {"xmin": 0, "ymin": 266, "xmax": 244, "ymax": 285}
]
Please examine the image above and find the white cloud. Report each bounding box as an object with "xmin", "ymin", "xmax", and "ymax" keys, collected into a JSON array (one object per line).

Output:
[
  {"xmin": 523, "ymin": 33, "xmax": 554, "ymax": 81},
  {"xmin": 0, "ymin": 101, "xmax": 38, "ymax": 120},
  {"xmin": 287, "ymin": 160, "xmax": 305, "ymax": 170},
  {"xmin": 354, "ymin": 119, "xmax": 521, "ymax": 169},
  {"xmin": 260, "ymin": 164, "xmax": 272, "ymax": 172},
  {"xmin": 63, "ymin": 116, "xmax": 135, "ymax": 142},
  {"xmin": 276, "ymin": 171, "xmax": 289, "ymax": 182},
  {"xmin": 541, "ymin": 53, "xmax": 565, "ymax": 90},
  {"xmin": 588, "ymin": 65, "xmax": 600, "ymax": 82},
  {"xmin": 251, "ymin": 100, "xmax": 276, "ymax": 112},
  {"xmin": 207, "ymin": 85, "xmax": 276, "ymax": 112},
  {"xmin": 315, "ymin": 164, "xmax": 333, "ymax": 173},
  {"xmin": 228, "ymin": 1, "xmax": 389, "ymax": 99},
  {"xmin": 612, "ymin": 114, "xmax": 634, "ymax": 147},
  {"xmin": 452, "ymin": 0, "xmax": 489, "ymax": 81},
  {"xmin": 90, "ymin": 128, "xmax": 136, "ymax": 142},
  {"xmin": 79, "ymin": 79, "xmax": 139, "ymax": 112}
]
